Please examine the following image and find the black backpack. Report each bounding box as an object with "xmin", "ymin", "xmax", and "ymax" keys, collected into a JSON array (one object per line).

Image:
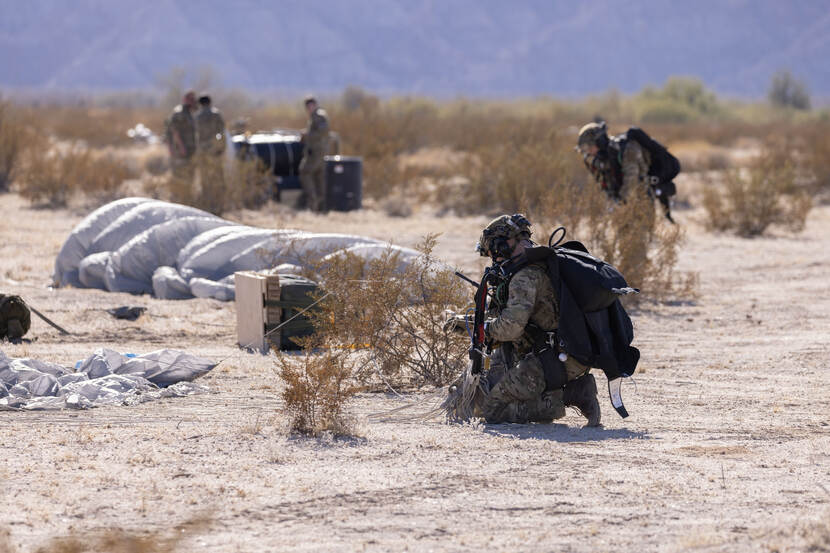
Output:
[
  {"xmin": 624, "ymin": 127, "xmax": 681, "ymax": 196},
  {"xmin": 0, "ymin": 294, "xmax": 31, "ymax": 339}
]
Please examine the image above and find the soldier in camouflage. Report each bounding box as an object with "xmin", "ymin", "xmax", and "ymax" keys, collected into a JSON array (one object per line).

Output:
[
  {"xmin": 195, "ymin": 94, "xmax": 227, "ymax": 214},
  {"xmin": 473, "ymin": 215, "xmax": 601, "ymax": 426},
  {"xmin": 577, "ymin": 121, "xmax": 651, "ymax": 202},
  {"xmin": 299, "ymin": 96, "xmax": 330, "ymax": 212},
  {"xmin": 164, "ymin": 90, "xmax": 198, "ymax": 203}
]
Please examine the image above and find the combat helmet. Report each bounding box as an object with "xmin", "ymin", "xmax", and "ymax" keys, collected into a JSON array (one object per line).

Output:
[
  {"xmin": 477, "ymin": 213, "xmax": 532, "ymax": 259},
  {"xmin": 577, "ymin": 121, "xmax": 608, "ymax": 151}
]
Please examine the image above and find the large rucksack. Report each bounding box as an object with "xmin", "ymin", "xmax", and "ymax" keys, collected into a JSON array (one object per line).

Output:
[
  {"xmin": 623, "ymin": 127, "xmax": 681, "ymax": 197},
  {"xmin": 0, "ymin": 294, "xmax": 31, "ymax": 340},
  {"xmin": 510, "ymin": 241, "xmax": 640, "ymax": 417}
]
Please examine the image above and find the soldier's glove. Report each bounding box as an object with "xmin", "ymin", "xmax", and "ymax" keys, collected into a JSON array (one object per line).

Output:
[{"xmin": 443, "ymin": 313, "xmax": 471, "ymax": 335}]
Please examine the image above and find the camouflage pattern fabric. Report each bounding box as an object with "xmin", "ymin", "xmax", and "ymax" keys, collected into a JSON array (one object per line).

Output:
[
  {"xmin": 620, "ymin": 138, "xmax": 651, "ymax": 198},
  {"xmin": 196, "ymin": 107, "xmax": 226, "ymax": 155},
  {"xmin": 487, "ymin": 264, "xmax": 557, "ymax": 355},
  {"xmin": 480, "ymin": 263, "xmax": 590, "ymax": 424},
  {"xmin": 164, "ymin": 104, "xmax": 196, "ymax": 160},
  {"xmin": 300, "ymin": 107, "xmax": 330, "ymax": 212}
]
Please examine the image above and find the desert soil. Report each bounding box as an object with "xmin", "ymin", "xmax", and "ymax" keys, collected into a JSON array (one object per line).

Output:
[{"xmin": 0, "ymin": 186, "xmax": 828, "ymax": 552}]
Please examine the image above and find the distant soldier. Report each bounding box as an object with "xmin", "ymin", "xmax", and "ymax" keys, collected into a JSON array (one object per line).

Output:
[
  {"xmin": 195, "ymin": 94, "xmax": 227, "ymax": 214},
  {"xmin": 164, "ymin": 90, "xmax": 198, "ymax": 204},
  {"xmin": 577, "ymin": 121, "xmax": 679, "ymax": 222},
  {"xmin": 299, "ymin": 96, "xmax": 330, "ymax": 212}
]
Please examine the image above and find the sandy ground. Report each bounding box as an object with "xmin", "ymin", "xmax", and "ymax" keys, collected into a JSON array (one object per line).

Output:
[{"xmin": 0, "ymin": 189, "xmax": 829, "ymax": 552}]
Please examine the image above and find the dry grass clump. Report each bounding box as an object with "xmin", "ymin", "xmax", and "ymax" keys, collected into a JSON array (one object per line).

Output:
[
  {"xmin": 275, "ymin": 236, "xmax": 469, "ymax": 435},
  {"xmin": 0, "ymin": 100, "xmax": 29, "ymax": 192},
  {"xmin": 533, "ymin": 182, "xmax": 696, "ymax": 303},
  {"xmin": 277, "ymin": 347, "xmax": 358, "ymax": 436},
  {"xmin": 307, "ymin": 236, "xmax": 470, "ymax": 388},
  {"xmin": 16, "ymin": 141, "xmax": 131, "ymax": 207},
  {"xmin": 702, "ymin": 147, "xmax": 812, "ymax": 237},
  {"xmin": 143, "ymin": 157, "xmax": 269, "ymax": 215},
  {"xmin": 803, "ymin": 123, "xmax": 830, "ymax": 198},
  {"xmin": 19, "ymin": 516, "xmax": 210, "ymax": 553}
]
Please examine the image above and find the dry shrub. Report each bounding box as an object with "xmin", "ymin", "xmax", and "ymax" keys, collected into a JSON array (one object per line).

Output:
[
  {"xmin": 534, "ymin": 182, "xmax": 696, "ymax": 303},
  {"xmin": 703, "ymin": 149, "xmax": 812, "ymax": 237},
  {"xmin": 148, "ymin": 157, "xmax": 271, "ymax": 213},
  {"xmin": 227, "ymin": 157, "xmax": 273, "ymax": 210},
  {"xmin": 17, "ymin": 141, "xmax": 131, "ymax": 206},
  {"xmin": 0, "ymin": 100, "xmax": 29, "ymax": 192},
  {"xmin": 380, "ymin": 194, "xmax": 413, "ymax": 217},
  {"xmin": 452, "ymin": 129, "xmax": 584, "ymax": 216},
  {"xmin": 76, "ymin": 153, "xmax": 132, "ymax": 204},
  {"xmin": 144, "ymin": 154, "xmax": 169, "ymax": 176},
  {"xmin": 30, "ymin": 516, "xmax": 209, "ymax": 553},
  {"xmin": 277, "ymin": 348, "xmax": 358, "ymax": 436},
  {"xmin": 306, "ymin": 236, "xmax": 470, "ymax": 388},
  {"xmin": 802, "ymin": 122, "xmax": 830, "ymax": 197}
]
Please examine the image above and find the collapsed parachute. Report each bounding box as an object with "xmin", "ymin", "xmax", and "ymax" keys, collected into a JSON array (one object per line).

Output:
[{"xmin": 53, "ymin": 198, "xmax": 421, "ymax": 301}]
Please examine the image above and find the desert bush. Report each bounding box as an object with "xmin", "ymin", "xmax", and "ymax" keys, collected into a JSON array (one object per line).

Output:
[
  {"xmin": 632, "ymin": 77, "xmax": 723, "ymax": 124},
  {"xmin": 144, "ymin": 153, "xmax": 169, "ymax": 176},
  {"xmin": 0, "ymin": 100, "xmax": 29, "ymax": 192},
  {"xmin": 29, "ymin": 516, "xmax": 209, "ymax": 553},
  {"xmin": 277, "ymin": 347, "xmax": 358, "ymax": 436},
  {"xmin": 301, "ymin": 236, "xmax": 470, "ymax": 388},
  {"xmin": 76, "ymin": 153, "xmax": 132, "ymax": 204},
  {"xmin": 702, "ymin": 149, "xmax": 812, "ymax": 236},
  {"xmin": 769, "ymin": 69, "xmax": 811, "ymax": 111},
  {"xmin": 802, "ymin": 123, "xmax": 830, "ymax": 196},
  {"xmin": 535, "ymin": 182, "xmax": 695, "ymax": 303},
  {"xmin": 452, "ymin": 128, "xmax": 585, "ymax": 216},
  {"xmin": 17, "ymin": 140, "xmax": 131, "ymax": 206}
]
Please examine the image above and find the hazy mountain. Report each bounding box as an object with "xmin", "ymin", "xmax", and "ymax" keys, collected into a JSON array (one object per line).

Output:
[{"xmin": 1, "ymin": 0, "xmax": 828, "ymax": 98}]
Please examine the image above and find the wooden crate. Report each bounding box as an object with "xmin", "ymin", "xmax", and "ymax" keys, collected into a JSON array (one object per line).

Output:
[{"xmin": 234, "ymin": 271, "xmax": 281, "ymax": 353}]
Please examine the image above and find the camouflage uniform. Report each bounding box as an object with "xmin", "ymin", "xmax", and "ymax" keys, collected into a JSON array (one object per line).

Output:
[
  {"xmin": 164, "ymin": 103, "xmax": 197, "ymax": 202},
  {"xmin": 473, "ymin": 215, "xmax": 594, "ymax": 425},
  {"xmin": 481, "ymin": 263, "xmax": 590, "ymax": 424},
  {"xmin": 300, "ymin": 106, "xmax": 330, "ymax": 212},
  {"xmin": 196, "ymin": 106, "xmax": 227, "ymax": 214},
  {"xmin": 577, "ymin": 122, "xmax": 651, "ymax": 201}
]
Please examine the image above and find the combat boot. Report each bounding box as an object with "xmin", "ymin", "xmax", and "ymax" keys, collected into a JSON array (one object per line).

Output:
[
  {"xmin": 563, "ymin": 373, "xmax": 601, "ymax": 427},
  {"xmin": 526, "ymin": 389, "xmax": 566, "ymax": 423}
]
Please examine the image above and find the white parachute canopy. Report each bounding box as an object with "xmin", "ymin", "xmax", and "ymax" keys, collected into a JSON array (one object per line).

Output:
[
  {"xmin": 53, "ymin": 198, "xmax": 423, "ymax": 301},
  {"xmin": 0, "ymin": 348, "xmax": 216, "ymax": 411}
]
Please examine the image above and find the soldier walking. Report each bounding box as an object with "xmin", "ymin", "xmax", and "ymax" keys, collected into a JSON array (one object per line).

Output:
[
  {"xmin": 195, "ymin": 94, "xmax": 227, "ymax": 214},
  {"xmin": 299, "ymin": 96, "xmax": 330, "ymax": 212}
]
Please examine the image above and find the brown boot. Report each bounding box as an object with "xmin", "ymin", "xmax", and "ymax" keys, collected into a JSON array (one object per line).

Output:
[{"xmin": 563, "ymin": 373, "xmax": 601, "ymax": 427}]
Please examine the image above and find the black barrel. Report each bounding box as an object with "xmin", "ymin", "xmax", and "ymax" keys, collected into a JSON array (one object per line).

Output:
[
  {"xmin": 325, "ymin": 155, "xmax": 362, "ymax": 211},
  {"xmin": 232, "ymin": 132, "xmax": 304, "ymax": 180}
]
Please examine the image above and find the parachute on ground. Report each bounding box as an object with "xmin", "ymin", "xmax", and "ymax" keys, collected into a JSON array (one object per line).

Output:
[{"xmin": 53, "ymin": 199, "xmax": 422, "ymax": 301}]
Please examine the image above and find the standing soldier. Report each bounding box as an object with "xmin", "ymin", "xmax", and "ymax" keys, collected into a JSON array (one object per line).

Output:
[
  {"xmin": 299, "ymin": 95, "xmax": 330, "ymax": 212},
  {"xmin": 195, "ymin": 94, "xmax": 227, "ymax": 214},
  {"xmin": 164, "ymin": 90, "xmax": 198, "ymax": 204}
]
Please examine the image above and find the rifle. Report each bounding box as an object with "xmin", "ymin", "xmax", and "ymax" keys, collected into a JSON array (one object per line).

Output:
[{"xmin": 469, "ymin": 268, "xmax": 497, "ymax": 375}]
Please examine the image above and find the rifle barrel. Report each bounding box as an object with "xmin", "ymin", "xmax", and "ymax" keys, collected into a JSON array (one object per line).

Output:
[{"xmin": 454, "ymin": 271, "xmax": 478, "ymax": 288}]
